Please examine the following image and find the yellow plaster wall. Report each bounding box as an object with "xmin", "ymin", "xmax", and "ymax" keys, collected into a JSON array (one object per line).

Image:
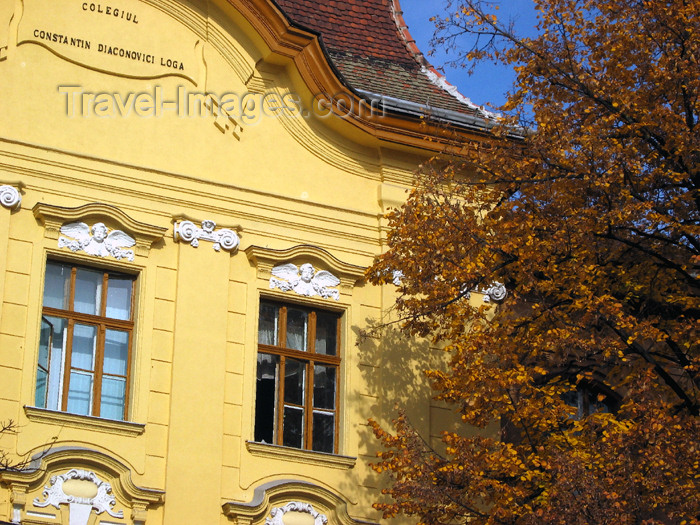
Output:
[{"xmin": 0, "ymin": 1, "xmax": 455, "ymax": 523}]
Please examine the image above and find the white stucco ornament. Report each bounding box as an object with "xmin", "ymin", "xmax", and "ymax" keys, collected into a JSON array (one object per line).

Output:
[
  {"xmin": 455, "ymin": 281, "xmax": 508, "ymax": 303},
  {"xmin": 58, "ymin": 222, "xmax": 136, "ymax": 261},
  {"xmin": 173, "ymin": 219, "xmax": 239, "ymax": 252},
  {"xmin": 265, "ymin": 502, "xmax": 328, "ymax": 525},
  {"xmin": 0, "ymin": 185, "xmax": 21, "ymax": 210},
  {"xmin": 392, "ymin": 271, "xmax": 506, "ymax": 303},
  {"xmin": 481, "ymin": 281, "xmax": 507, "ymax": 302},
  {"xmin": 33, "ymin": 469, "xmax": 124, "ymax": 525},
  {"xmin": 270, "ymin": 263, "xmax": 340, "ymax": 300}
]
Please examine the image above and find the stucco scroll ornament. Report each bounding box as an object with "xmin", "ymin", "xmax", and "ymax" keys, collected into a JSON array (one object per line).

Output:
[
  {"xmin": 173, "ymin": 219, "xmax": 240, "ymax": 252},
  {"xmin": 33, "ymin": 469, "xmax": 124, "ymax": 525},
  {"xmin": 481, "ymin": 281, "xmax": 507, "ymax": 302},
  {"xmin": 0, "ymin": 185, "xmax": 21, "ymax": 210},
  {"xmin": 270, "ymin": 263, "xmax": 340, "ymax": 301},
  {"xmin": 455, "ymin": 280, "xmax": 507, "ymax": 303},
  {"xmin": 265, "ymin": 502, "xmax": 328, "ymax": 525},
  {"xmin": 391, "ymin": 271, "xmax": 506, "ymax": 302},
  {"xmin": 58, "ymin": 222, "xmax": 136, "ymax": 261}
]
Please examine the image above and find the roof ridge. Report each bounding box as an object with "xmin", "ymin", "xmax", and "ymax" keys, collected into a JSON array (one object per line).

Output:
[
  {"xmin": 389, "ymin": 0, "xmax": 430, "ymax": 69},
  {"xmin": 389, "ymin": 0, "xmax": 497, "ymax": 119}
]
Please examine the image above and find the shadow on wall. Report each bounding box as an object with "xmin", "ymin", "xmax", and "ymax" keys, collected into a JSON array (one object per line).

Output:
[{"xmin": 353, "ymin": 317, "xmax": 446, "ymax": 446}]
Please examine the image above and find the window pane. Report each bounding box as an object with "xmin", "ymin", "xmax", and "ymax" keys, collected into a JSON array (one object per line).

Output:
[
  {"xmin": 35, "ymin": 369, "xmax": 48, "ymax": 408},
  {"xmin": 104, "ymin": 330, "xmax": 128, "ymax": 376},
  {"xmin": 100, "ymin": 376, "xmax": 126, "ymax": 420},
  {"xmin": 35, "ymin": 318, "xmax": 53, "ymax": 407},
  {"xmin": 106, "ymin": 276, "xmax": 132, "ymax": 320},
  {"xmin": 315, "ymin": 312, "xmax": 337, "ymax": 355},
  {"xmin": 284, "ymin": 359, "xmax": 305, "ymax": 405},
  {"xmin": 43, "ymin": 261, "xmax": 70, "ymax": 310},
  {"xmin": 312, "ymin": 411, "xmax": 335, "ymax": 453},
  {"xmin": 313, "ymin": 365, "xmax": 336, "ymax": 409},
  {"xmin": 255, "ymin": 353, "xmax": 279, "ymax": 444},
  {"xmin": 43, "ymin": 316, "xmax": 68, "ymax": 411},
  {"xmin": 588, "ymin": 394, "xmax": 610, "ymax": 414},
  {"xmin": 74, "ymin": 268, "xmax": 103, "ymax": 315},
  {"xmin": 258, "ymin": 302, "xmax": 279, "ymax": 346},
  {"xmin": 37, "ymin": 318, "xmax": 51, "ymax": 371},
  {"xmin": 283, "ymin": 406, "xmax": 304, "ymax": 448},
  {"xmin": 286, "ymin": 308, "xmax": 307, "ymax": 351},
  {"xmin": 71, "ymin": 324, "xmax": 97, "ymax": 371},
  {"xmin": 67, "ymin": 371, "xmax": 93, "ymax": 415}
]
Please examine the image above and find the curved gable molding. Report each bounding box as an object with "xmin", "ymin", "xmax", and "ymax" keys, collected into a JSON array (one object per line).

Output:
[
  {"xmin": 33, "ymin": 202, "xmax": 167, "ymax": 258},
  {"xmin": 222, "ymin": 480, "xmax": 377, "ymax": 525},
  {"xmin": 245, "ymin": 244, "xmax": 365, "ymax": 294},
  {"xmin": 220, "ymin": 0, "xmax": 485, "ymax": 151},
  {"xmin": 0, "ymin": 447, "xmax": 164, "ymax": 524}
]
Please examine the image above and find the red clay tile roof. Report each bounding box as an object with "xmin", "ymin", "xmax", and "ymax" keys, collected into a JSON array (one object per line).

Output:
[{"xmin": 273, "ymin": 0, "xmax": 492, "ymax": 121}]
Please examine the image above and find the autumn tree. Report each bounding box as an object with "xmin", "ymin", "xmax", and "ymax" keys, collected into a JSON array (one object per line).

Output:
[{"xmin": 368, "ymin": 0, "xmax": 700, "ymax": 523}]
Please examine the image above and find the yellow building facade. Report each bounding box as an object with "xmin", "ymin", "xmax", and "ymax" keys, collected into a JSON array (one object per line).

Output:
[{"xmin": 0, "ymin": 0, "xmax": 494, "ymax": 523}]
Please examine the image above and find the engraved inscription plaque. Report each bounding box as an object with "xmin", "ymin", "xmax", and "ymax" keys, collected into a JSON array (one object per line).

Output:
[{"xmin": 16, "ymin": 0, "xmax": 201, "ymax": 83}]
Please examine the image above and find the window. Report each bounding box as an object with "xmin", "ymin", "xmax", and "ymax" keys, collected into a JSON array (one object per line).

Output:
[
  {"xmin": 501, "ymin": 380, "xmax": 620, "ymax": 443},
  {"xmin": 255, "ymin": 300, "xmax": 341, "ymax": 453},
  {"xmin": 562, "ymin": 382, "xmax": 619, "ymax": 419},
  {"xmin": 35, "ymin": 260, "xmax": 135, "ymax": 421}
]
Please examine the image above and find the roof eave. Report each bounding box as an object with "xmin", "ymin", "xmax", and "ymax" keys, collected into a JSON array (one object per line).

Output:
[
  {"xmin": 356, "ymin": 89, "xmax": 498, "ymax": 133},
  {"xmin": 229, "ymin": 0, "xmax": 501, "ymax": 149}
]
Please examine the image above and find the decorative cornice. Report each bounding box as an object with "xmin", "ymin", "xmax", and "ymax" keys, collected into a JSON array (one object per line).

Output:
[
  {"xmin": 143, "ymin": 0, "xmax": 207, "ymax": 38},
  {"xmin": 0, "ymin": 148, "xmax": 380, "ymax": 253},
  {"xmin": 275, "ymin": 112, "xmax": 381, "ymax": 181},
  {"xmin": 0, "ymin": 447, "xmax": 164, "ymax": 525},
  {"xmin": 222, "ymin": 479, "xmax": 375, "ymax": 525},
  {"xmin": 24, "ymin": 406, "xmax": 145, "ymax": 437},
  {"xmin": 0, "ymin": 184, "xmax": 21, "ymax": 210},
  {"xmin": 33, "ymin": 202, "xmax": 167, "ymax": 258},
  {"xmin": 260, "ymin": 80, "xmax": 381, "ymax": 181},
  {"xmin": 208, "ymin": 22, "xmax": 255, "ymax": 85},
  {"xmin": 245, "ymin": 245, "xmax": 365, "ymax": 293},
  {"xmin": 246, "ymin": 441, "xmax": 356, "ymax": 469}
]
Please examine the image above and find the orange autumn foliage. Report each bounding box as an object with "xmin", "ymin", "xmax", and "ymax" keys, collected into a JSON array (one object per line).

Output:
[{"xmin": 367, "ymin": 0, "xmax": 700, "ymax": 523}]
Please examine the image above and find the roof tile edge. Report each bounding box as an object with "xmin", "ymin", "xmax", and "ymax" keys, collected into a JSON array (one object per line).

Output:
[{"xmin": 389, "ymin": 0, "xmax": 498, "ymax": 121}]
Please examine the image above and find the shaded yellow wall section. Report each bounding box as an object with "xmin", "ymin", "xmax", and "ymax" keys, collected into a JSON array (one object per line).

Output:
[{"xmin": 0, "ymin": 1, "xmax": 465, "ymax": 524}]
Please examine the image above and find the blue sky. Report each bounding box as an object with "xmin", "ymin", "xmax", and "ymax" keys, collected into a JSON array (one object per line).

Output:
[{"xmin": 397, "ymin": 0, "xmax": 538, "ymax": 112}]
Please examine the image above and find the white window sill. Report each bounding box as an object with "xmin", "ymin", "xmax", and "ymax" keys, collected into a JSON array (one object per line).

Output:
[
  {"xmin": 24, "ymin": 406, "xmax": 145, "ymax": 437},
  {"xmin": 246, "ymin": 441, "xmax": 356, "ymax": 469}
]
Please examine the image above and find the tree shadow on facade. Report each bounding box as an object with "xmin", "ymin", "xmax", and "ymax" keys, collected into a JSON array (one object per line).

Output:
[{"xmin": 351, "ymin": 319, "xmax": 453, "ymax": 487}]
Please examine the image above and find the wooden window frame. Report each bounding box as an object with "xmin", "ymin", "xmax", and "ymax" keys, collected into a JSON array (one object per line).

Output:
[
  {"xmin": 38, "ymin": 261, "xmax": 135, "ymax": 420},
  {"xmin": 256, "ymin": 300, "xmax": 341, "ymax": 454}
]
